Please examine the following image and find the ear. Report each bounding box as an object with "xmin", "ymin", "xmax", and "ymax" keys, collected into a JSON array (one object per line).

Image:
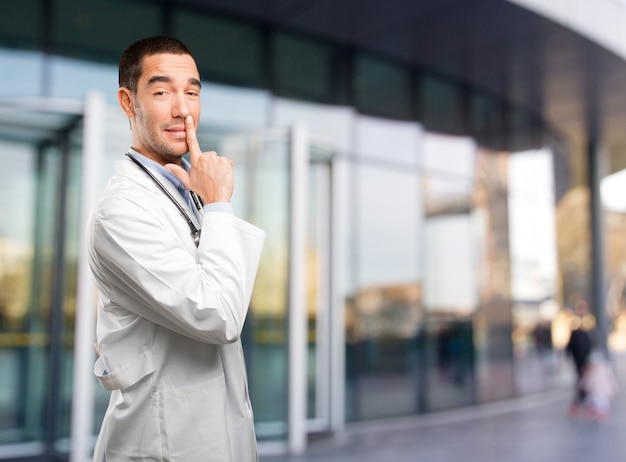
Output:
[{"xmin": 117, "ymin": 88, "xmax": 135, "ymax": 117}]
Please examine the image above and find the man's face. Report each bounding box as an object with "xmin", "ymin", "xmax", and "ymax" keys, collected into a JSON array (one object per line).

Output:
[{"xmin": 124, "ymin": 52, "xmax": 201, "ymax": 165}]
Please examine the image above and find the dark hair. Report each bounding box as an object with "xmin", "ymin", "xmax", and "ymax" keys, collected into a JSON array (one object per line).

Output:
[{"xmin": 119, "ymin": 36, "xmax": 193, "ymax": 93}]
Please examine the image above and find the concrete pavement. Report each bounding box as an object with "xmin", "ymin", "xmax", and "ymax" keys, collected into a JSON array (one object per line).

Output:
[{"xmin": 261, "ymin": 353, "xmax": 626, "ymax": 462}]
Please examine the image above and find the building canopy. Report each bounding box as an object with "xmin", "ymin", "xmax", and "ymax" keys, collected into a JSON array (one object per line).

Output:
[{"xmin": 182, "ymin": 0, "xmax": 626, "ymax": 171}]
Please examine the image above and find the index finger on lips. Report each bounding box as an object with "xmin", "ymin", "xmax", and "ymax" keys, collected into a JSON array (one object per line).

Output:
[{"xmin": 185, "ymin": 115, "xmax": 202, "ymax": 160}]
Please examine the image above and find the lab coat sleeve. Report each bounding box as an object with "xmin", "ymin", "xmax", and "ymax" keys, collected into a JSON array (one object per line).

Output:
[{"xmin": 89, "ymin": 195, "xmax": 265, "ymax": 344}]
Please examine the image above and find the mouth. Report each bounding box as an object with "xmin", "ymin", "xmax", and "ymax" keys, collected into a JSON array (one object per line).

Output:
[{"xmin": 165, "ymin": 126, "xmax": 186, "ymax": 139}]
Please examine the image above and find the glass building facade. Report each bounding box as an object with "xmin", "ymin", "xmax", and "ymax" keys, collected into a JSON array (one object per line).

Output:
[{"xmin": 0, "ymin": 1, "xmax": 607, "ymax": 460}]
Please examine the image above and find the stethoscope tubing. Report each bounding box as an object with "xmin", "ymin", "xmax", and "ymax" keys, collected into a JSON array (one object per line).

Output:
[{"xmin": 126, "ymin": 153, "xmax": 202, "ymax": 247}]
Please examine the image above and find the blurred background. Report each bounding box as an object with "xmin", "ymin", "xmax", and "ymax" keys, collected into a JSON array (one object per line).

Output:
[{"xmin": 3, "ymin": 0, "xmax": 626, "ymax": 460}]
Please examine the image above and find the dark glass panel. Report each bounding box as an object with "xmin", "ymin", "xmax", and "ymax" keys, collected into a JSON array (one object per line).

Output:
[
  {"xmin": 52, "ymin": 0, "xmax": 161, "ymax": 62},
  {"xmin": 470, "ymin": 92, "xmax": 505, "ymax": 150},
  {"xmin": 419, "ymin": 74, "xmax": 464, "ymax": 135},
  {"xmin": 354, "ymin": 54, "xmax": 412, "ymax": 120},
  {"xmin": 274, "ymin": 32, "xmax": 333, "ymax": 102},
  {"xmin": 174, "ymin": 11, "xmax": 264, "ymax": 88},
  {"xmin": 0, "ymin": 1, "xmax": 42, "ymax": 50}
]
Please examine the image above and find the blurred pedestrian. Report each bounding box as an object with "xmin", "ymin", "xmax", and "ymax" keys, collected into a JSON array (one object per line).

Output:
[
  {"xmin": 565, "ymin": 300, "xmax": 593, "ymax": 416},
  {"xmin": 579, "ymin": 352, "xmax": 618, "ymax": 421}
]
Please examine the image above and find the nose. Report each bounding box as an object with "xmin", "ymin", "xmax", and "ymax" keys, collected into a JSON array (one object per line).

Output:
[{"xmin": 171, "ymin": 92, "xmax": 190, "ymax": 119}]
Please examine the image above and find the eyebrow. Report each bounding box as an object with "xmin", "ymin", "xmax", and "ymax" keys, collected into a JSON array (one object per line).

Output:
[{"xmin": 146, "ymin": 75, "xmax": 202, "ymax": 88}]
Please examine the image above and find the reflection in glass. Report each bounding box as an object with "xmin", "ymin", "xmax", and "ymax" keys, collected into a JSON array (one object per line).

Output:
[
  {"xmin": 473, "ymin": 147, "xmax": 514, "ymax": 403},
  {"xmin": 507, "ymin": 149, "xmax": 561, "ymax": 394},
  {"xmin": 219, "ymin": 131, "xmax": 291, "ymax": 440},
  {"xmin": 0, "ymin": 141, "xmax": 38, "ymax": 443},
  {"xmin": 421, "ymin": 134, "xmax": 477, "ymax": 411},
  {"xmin": 55, "ymin": 129, "xmax": 85, "ymax": 449},
  {"xmin": 422, "ymin": 212, "xmax": 476, "ymax": 410},
  {"xmin": 347, "ymin": 162, "xmax": 421, "ymax": 421}
]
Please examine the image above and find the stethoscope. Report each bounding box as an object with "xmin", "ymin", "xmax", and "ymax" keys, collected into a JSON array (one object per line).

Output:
[{"xmin": 126, "ymin": 153, "xmax": 203, "ymax": 247}]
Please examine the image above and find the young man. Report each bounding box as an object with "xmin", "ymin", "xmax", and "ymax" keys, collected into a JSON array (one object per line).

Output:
[{"xmin": 88, "ymin": 36, "xmax": 265, "ymax": 461}]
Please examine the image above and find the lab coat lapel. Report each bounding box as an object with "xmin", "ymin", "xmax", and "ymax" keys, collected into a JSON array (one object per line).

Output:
[{"xmin": 116, "ymin": 158, "xmax": 202, "ymax": 229}]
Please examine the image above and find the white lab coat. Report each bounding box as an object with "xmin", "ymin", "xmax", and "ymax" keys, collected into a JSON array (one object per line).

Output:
[{"xmin": 87, "ymin": 157, "xmax": 265, "ymax": 461}]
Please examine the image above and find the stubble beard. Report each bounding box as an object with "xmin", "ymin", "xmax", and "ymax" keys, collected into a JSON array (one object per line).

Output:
[{"xmin": 135, "ymin": 107, "xmax": 188, "ymax": 165}]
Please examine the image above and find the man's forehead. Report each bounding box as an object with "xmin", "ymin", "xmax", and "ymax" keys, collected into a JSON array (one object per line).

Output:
[{"xmin": 140, "ymin": 53, "xmax": 200, "ymax": 83}]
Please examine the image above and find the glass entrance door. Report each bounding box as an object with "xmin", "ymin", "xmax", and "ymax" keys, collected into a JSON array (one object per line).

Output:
[
  {"xmin": 0, "ymin": 138, "xmax": 42, "ymax": 446},
  {"xmin": 208, "ymin": 126, "xmax": 341, "ymax": 453},
  {"xmin": 0, "ymin": 109, "xmax": 84, "ymax": 459}
]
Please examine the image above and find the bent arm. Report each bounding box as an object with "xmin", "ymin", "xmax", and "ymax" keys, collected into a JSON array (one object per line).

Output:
[{"xmin": 88, "ymin": 198, "xmax": 265, "ymax": 344}]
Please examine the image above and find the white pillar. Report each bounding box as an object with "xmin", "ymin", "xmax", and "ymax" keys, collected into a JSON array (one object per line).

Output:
[
  {"xmin": 70, "ymin": 91, "xmax": 104, "ymax": 462},
  {"xmin": 288, "ymin": 122, "xmax": 309, "ymax": 455}
]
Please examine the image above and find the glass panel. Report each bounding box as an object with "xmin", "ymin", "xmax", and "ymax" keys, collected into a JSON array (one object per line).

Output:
[
  {"xmin": 354, "ymin": 115, "xmax": 421, "ymax": 166},
  {"xmin": 421, "ymin": 133, "xmax": 477, "ymax": 411},
  {"xmin": 422, "ymin": 315, "xmax": 474, "ymax": 411},
  {"xmin": 354, "ymin": 54, "xmax": 412, "ymax": 120},
  {"xmin": 0, "ymin": 49, "xmax": 44, "ymax": 98},
  {"xmin": 0, "ymin": 0, "xmax": 42, "ymax": 50},
  {"xmin": 0, "ymin": 140, "xmax": 39, "ymax": 443},
  {"xmin": 508, "ymin": 148, "xmax": 561, "ymax": 394},
  {"xmin": 422, "ymin": 132, "xmax": 475, "ymax": 178},
  {"xmin": 419, "ymin": 75, "xmax": 464, "ymax": 135},
  {"xmin": 197, "ymin": 129, "xmax": 290, "ymax": 440},
  {"xmin": 174, "ymin": 11, "xmax": 265, "ymax": 88},
  {"xmin": 347, "ymin": 163, "xmax": 422, "ymax": 421},
  {"xmin": 0, "ymin": 135, "xmax": 71, "ymax": 449},
  {"xmin": 422, "ymin": 212, "xmax": 476, "ymax": 312},
  {"xmin": 473, "ymin": 148, "xmax": 515, "ymax": 403},
  {"xmin": 0, "ymin": 113, "xmax": 87, "ymax": 459},
  {"xmin": 274, "ymin": 33, "xmax": 333, "ymax": 102},
  {"xmin": 422, "ymin": 205, "xmax": 475, "ymax": 411},
  {"xmin": 273, "ymin": 98, "xmax": 353, "ymax": 153},
  {"xmin": 56, "ymin": 129, "xmax": 85, "ymax": 450},
  {"xmin": 28, "ymin": 144, "xmax": 63, "ymax": 444},
  {"xmin": 470, "ymin": 92, "xmax": 505, "ymax": 151},
  {"xmin": 200, "ymin": 82, "xmax": 270, "ymax": 128},
  {"xmin": 49, "ymin": 57, "xmax": 118, "ymax": 103},
  {"xmin": 52, "ymin": 0, "xmax": 161, "ymax": 62}
]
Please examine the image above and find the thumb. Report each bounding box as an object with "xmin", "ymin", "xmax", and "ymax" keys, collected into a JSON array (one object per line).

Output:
[{"xmin": 164, "ymin": 163, "xmax": 191, "ymax": 189}]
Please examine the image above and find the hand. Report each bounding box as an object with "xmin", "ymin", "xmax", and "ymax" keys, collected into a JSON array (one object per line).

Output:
[{"xmin": 165, "ymin": 115, "xmax": 234, "ymax": 203}]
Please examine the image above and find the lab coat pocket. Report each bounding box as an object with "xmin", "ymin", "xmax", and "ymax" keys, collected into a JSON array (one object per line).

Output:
[
  {"xmin": 156, "ymin": 375, "xmax": 230, "ymax": 461},
  {"xmin": 94, "ymin": 349, "xmax": 155, "ymax": 391}
]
